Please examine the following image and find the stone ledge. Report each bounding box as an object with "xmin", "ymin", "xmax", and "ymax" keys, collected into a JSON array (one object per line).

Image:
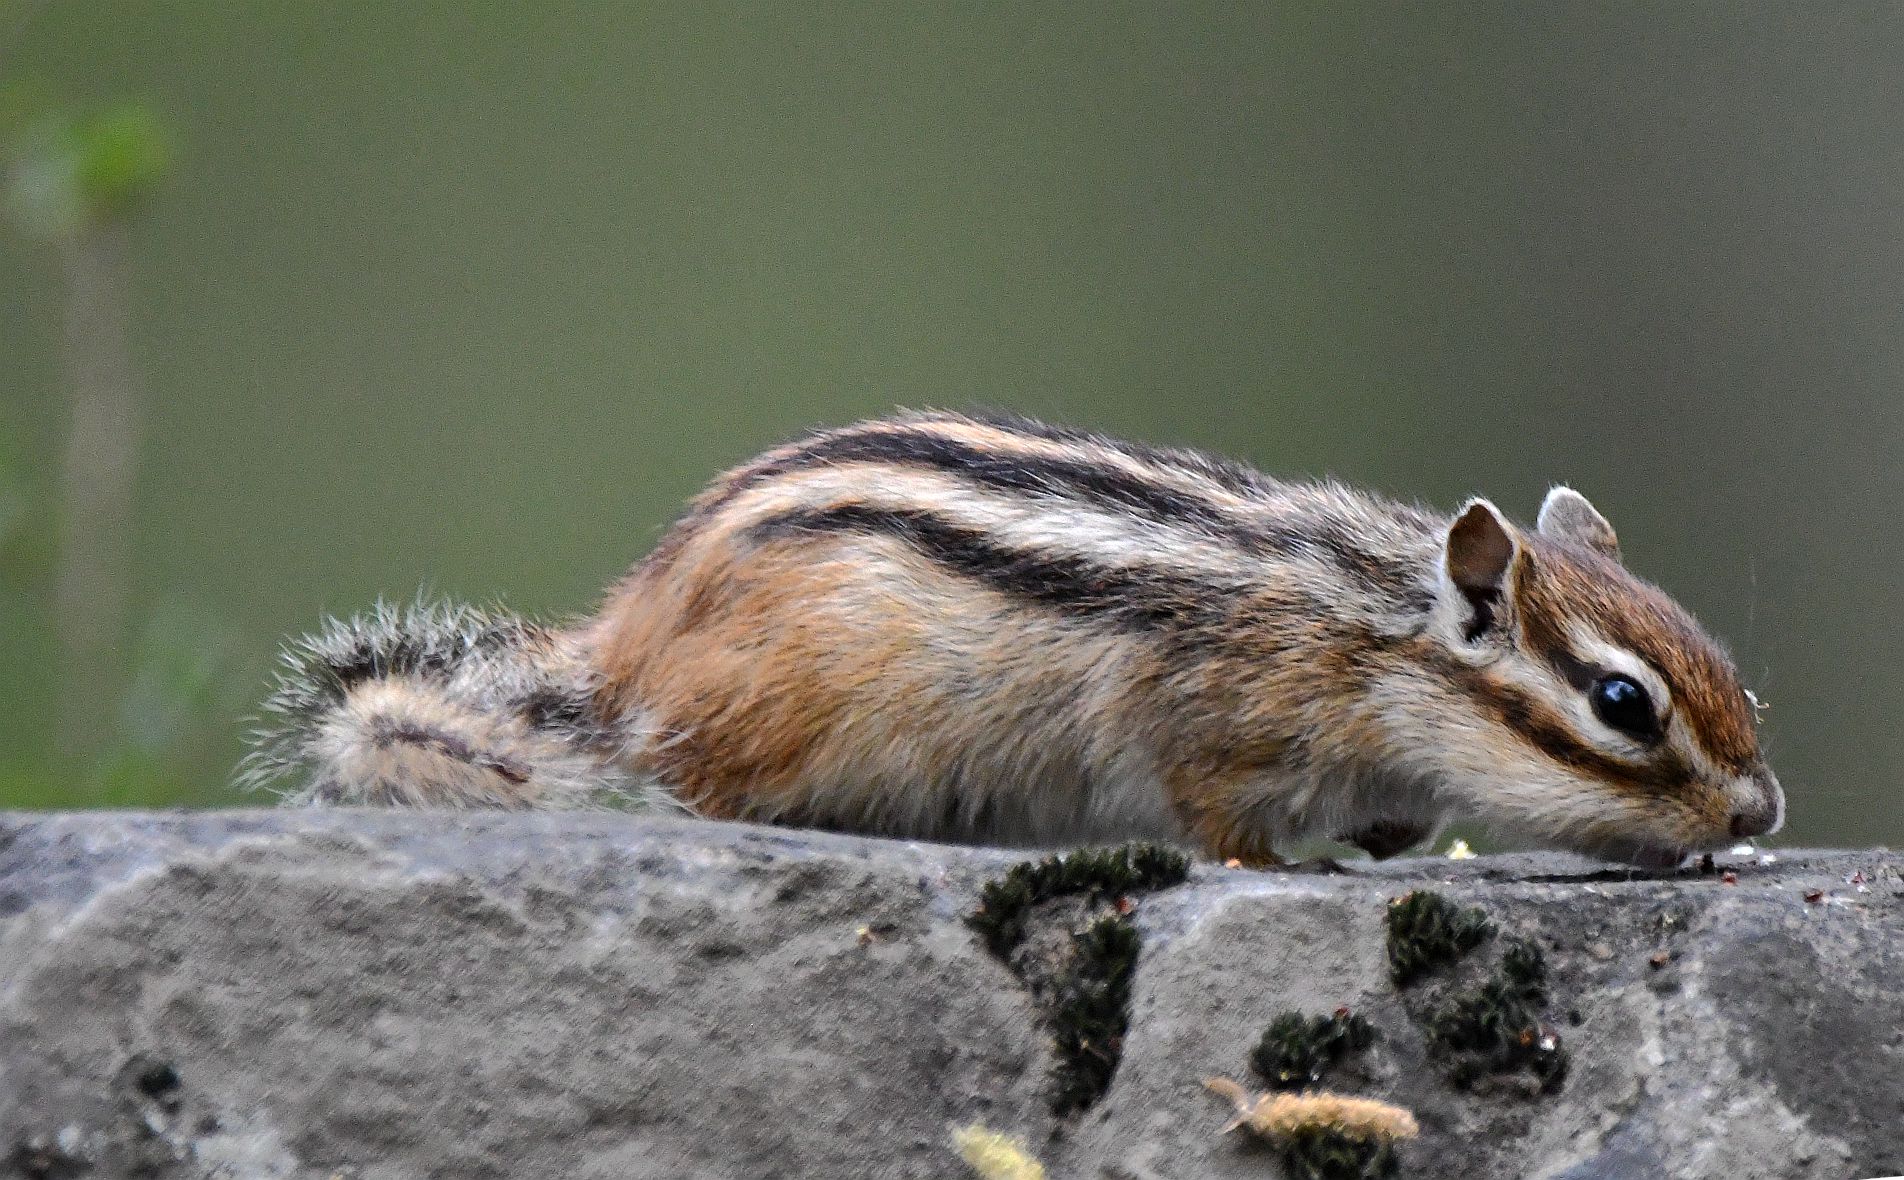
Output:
[{"xmin": 0, "ymin": 810, "xmax": 1897, "ymax": 1179}]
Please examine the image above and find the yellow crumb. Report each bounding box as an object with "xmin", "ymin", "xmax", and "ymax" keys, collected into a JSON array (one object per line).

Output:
[
  {"xmin": 1445, "ymin": 838, "xmax": 1477, "ymax": 860},
  {"xmin": 1203, "ymin": 1077, "xmax": 1419, "ymax": 1143},
  {"xmin": 953, "ymin": 1124, "xmax": 1046, "ymax": 1180}
]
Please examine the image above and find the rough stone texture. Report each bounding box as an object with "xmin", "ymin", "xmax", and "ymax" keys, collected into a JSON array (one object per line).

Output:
[{"xmin": 0, "ymin": 810, "xmax": 1898, "ymax": 1180}]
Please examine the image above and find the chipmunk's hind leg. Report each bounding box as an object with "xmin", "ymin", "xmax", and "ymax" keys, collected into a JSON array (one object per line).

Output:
[{"xmin": 240, "ymin": 599, "xmax": 675, "ymax": 812}]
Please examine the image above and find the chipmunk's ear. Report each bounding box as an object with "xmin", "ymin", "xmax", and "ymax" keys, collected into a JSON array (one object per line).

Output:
[
  {"xmin": 1536, "ymin": 486, "xmax": 1620, "ymax": 561},
  {"xmin": 1443, "ymin": 499, "xmax": 1519, "ymax": 640}
]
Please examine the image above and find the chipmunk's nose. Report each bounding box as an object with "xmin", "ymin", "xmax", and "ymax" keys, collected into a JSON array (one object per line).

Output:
[{"xmin": 1728, "ymin": 769, "xmax": 1784, "ymax": 839}]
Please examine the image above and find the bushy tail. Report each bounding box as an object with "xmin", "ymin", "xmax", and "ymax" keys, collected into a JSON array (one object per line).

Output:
[{"xmin": 241, "ymin": 599, "xmax": 676, "ymax": 812}]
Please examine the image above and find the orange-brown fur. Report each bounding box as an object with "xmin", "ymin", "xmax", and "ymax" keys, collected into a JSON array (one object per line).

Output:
[{"xmin": 255, "ymin": 411, "xmax": 1784, "ymax": 867}]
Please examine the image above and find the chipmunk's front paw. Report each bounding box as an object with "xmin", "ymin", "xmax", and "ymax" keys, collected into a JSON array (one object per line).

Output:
[{"xmin": 1339, "ymin": 821, "xmax": 1433, "ymax": 860}]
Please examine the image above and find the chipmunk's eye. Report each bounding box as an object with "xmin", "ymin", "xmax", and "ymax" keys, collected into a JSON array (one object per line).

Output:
[{"xmin": 1590, "ymin": 674, "xmax": 1658, "ymax": 740}]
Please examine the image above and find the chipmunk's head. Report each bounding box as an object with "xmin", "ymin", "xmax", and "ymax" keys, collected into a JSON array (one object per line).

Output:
[{"xmin": 1420, "ymin": 487, "xmax": 1781, "ymax": 867}]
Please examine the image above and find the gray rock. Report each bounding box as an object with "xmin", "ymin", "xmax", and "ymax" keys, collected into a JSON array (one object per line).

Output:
[{"xmin": 0, "ymin": 810, "xmax": 1897, "ymax": 1180}]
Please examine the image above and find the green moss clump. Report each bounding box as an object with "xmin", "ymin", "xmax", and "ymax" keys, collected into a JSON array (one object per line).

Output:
[
  {"xmin": 1278, "ymin": 1128, "xmax": 1400, "ymax": 1180},
  {"xmin": 1500, "ymin": 938, "xmax": 1547, "ymax": 991},
  {"xmin": 967, "ymin": 844, "xmax": 1188, "ymax": 1116},
  {"xmin": 1251, "ymin": 1009, "xmax": 1379, "ymax": 1089},
  {"xmin": 968, "ymin": 843, "xmax": 1190, "ymax": 959},
  {"xmin": 1049, "ymin": 915, "xmax": 1143, "ymax": 1115},
  {"xmin": 1385, "ymin": 890, "xmax": 1494, "ymax": 986},
  {"xmin": 1424, "ymin": 937, "xmax": 1569, "ymax": 1091}
]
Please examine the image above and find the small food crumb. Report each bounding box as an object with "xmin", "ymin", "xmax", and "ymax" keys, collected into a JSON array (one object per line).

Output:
[
  {"xmin": 1649, "ymin": 950, "xmax": 1671, "ymax": 969},
  {"xmin": 1114, "ymin": 896, "xmax": 1136, "ymax": 916},
  {"xmin": 1730, "ymin": 842, "xmax": 1755, "ymax": 856},
  {"xmin": 856, "ymin": 926, "xmax": 875, "ymax": 946},
  {"xmin": 1224, "ymin": 858, "xmax": 1243, "ymax": 869},
  {"xmin": 1757, "ymin": 853, "xmax": 1778, "ymax": 866},
  {"xmin": 1803, "ymin": 889, "xmax": 1825, "ymax": 904},
  {"xmin": 953, "ymin": 1125, "xmax": 1046, "ymax": 1180},
  {"xmin": 1721, "ymin": 871, "xmax": 1739, "ymax": 885},
  {"xmin": 1445, "ymin": 838, "xmax": 1477, "ymax": 860}
]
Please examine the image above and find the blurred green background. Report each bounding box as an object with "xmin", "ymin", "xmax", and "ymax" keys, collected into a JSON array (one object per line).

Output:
[{"xmin": 1, "ymin": 6, "xmax": 1897, "ymax": 847}]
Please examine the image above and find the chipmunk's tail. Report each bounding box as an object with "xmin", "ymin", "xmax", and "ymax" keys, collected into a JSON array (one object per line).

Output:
[{"xmin": 240, "ymin": 599, "xmax": 677, "ymax": 812}]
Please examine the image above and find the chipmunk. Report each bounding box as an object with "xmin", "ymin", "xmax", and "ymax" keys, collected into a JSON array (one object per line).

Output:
[{"xmin": 244, "ymin": 411, "xmax": 1783, "ymax": 868}]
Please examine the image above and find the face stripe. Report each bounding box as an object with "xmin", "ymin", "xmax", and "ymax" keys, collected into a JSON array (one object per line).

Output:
[
  {"xmin": 1419, "ymin": 645, "xmax": 1695, "ymax": 796},
  {"xmin": 1527, "ymin": 628, "xmax": 1598, "ymax": 693}
]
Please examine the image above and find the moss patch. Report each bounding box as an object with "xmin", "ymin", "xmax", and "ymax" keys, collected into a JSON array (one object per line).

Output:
[
  {"xmin": 1424, "ymin": 938, "xmax": 1569, "ymax": 1092},
  {"xmin": 1385, "ymin": 889, "xmax": 1493, "ymax": 986},
  {"xmin": 969, "ymin": 844, "xmax": 1189, "ymax": 959},
  {"xmin": 969, "ymin": 844, "xmax": 1189, "ymax": 1115},
  {"xmin": 1251, "ymin": 1009, "xmax": 1379, "ymax": 1090},
  {"xmin": 1048, "ymin": 915, "xmax": 1143, "ymax": 1114},
  {"xmin": 1278, "ymin": 1128, "xmax": 1401, "ymax": 1180}
]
